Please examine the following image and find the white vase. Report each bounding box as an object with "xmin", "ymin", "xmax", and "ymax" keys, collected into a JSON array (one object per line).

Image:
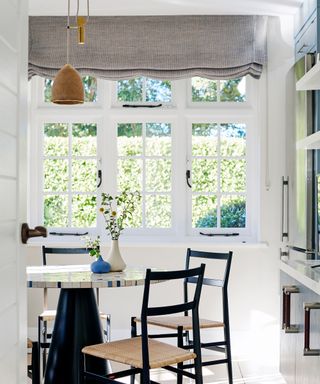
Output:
[{"xmin": 107, "ymin": 239, "xmax": 126, "ymax": 272}]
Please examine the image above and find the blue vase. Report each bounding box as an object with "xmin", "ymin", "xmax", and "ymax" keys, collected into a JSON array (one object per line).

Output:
[{"xmin": 90, "ymin": 255, "xmax": 111, "ymax": 273}]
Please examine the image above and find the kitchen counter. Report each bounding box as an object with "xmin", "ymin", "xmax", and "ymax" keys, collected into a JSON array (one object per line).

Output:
[{"xmin": 280, "ymin": 258, "xmax": 320, "ymax": 296}]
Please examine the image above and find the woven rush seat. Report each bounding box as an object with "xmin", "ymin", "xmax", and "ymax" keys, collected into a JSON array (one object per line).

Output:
[
  {"xmin": 137, "ymin": 315, "xmax": 224, "ymax": 330},
  {"xmin": 82, "ymin": 336, "xmax": 196, "ymax": 369},
  {"xmin": 39, "ymin": 309, "xmax": 57, "ymax": 321},
  {"xmin": 27, "ymin": 338, "xmax": 33, "ymax": 349}
]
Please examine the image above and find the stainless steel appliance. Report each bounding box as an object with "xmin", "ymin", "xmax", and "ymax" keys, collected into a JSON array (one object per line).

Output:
[{"xmin": 282, "ymin": 54, "xmax": 317, "ymax": 260}]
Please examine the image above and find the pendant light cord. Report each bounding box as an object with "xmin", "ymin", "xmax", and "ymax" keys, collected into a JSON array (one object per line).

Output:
[
  {"xmin": 67, "ymin": 0, "xmax": 90, "ymax": 63},
  {"xmin": 76, "ymin": 0, "xmax": 90, "ymax": 22},
  {"xmin": 67, "ymin": 0, "xmax": 70, "ymax": 64}
]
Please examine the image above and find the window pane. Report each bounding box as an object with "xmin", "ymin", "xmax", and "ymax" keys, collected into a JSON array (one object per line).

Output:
[
  {"xmin": 72, "ymin": 123, "xmax": 97, "ymax": 156},
  {"xmin": 221, "ymin": 196, "xmax": 246, "ymax": 228},
  {"xmin": 146, "ymin": 123, "xmax": 171, "ymax": 156},
  {"xmin": 117, "ymin": 78, "xmax": 143, "ymax": 102},
  {"xmin": 220, "ymin": 78, "xmax": 246, "ymax": 102},
  {"xmin": 117, "ymin": 123, "xmax": 143, "ymax": 156},
  {"xmin": 72, "ymin": 195, "xmax": 96, "ymax": 227},
  {"xmin": 192, "ymin": 195, "xmax": 217, "ymax": 228},
  {"xmin": 44, "ymin": 159, "xmax": 68, "ymax": 192},
  {"xmin": 220, "ymin": 124, "xmax": 246, "ymax": 157},
  {"xmin": 72, "ymin": 160, "xmax": 97, "ymax": 192},
  {"xmin": 192, "ymin": 159, "xmax": 217, "ymax": 192},
  {"xmin": 192, "ymin": 124, "xmax": 218, "ymax": 156},
  {"xmin": 124, "ymin": 195, "xmax": 142, "ymax": 228},
  {"xmin": 44, "ymin": 195, "xmax": 68, "ymax": 227},
  {"xmin": 221, "ymin": 159, "xmax": 246, "ymax": 192},
  {"xmin": 44, "ymin": 76, "xmax": 97, "ymax": 103},
  {"xmin": 146, "ymin": 79, "xmax": 172, "ymax": 102},
  {"xmin": 118, "ymin": 159, "xmax": 142, "ymax": 191},
  {"xmin": 146, "ymin": 159, "xmax": 171, "ymax": 192},
  {"xmin": 192, "ymin": 77, "xmax": 218, "ymax": 102},
  {"xmin": 146, "ymin": 195, "xmax": 171, "ymax": 228},
  {"xmin": 44, "ymin": 123, "xmax": 68, "ymax": 157}
]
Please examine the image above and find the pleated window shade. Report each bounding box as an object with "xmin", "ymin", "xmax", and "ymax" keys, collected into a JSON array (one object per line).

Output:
[{"xmin": 28, "ymin": 15, "xmax": 268, "ymax": 81}]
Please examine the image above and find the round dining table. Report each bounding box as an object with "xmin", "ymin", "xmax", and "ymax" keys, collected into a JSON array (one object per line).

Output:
[{"xmin": 27, "ymin": 264, "xmax": 155, "ymax": 384}]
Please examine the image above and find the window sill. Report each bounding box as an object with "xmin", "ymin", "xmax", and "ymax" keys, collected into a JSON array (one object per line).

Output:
[{"xmin": 26, "ymin": 235, "xmax": 268, "ymax": 250}]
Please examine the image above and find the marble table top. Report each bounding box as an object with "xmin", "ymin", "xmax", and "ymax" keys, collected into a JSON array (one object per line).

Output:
[{"xmin": 27, "ymin": 265, "xmax": 154, "ymax": 289}]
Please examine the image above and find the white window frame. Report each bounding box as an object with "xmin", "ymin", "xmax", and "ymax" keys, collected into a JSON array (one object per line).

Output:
[{"xmin": 29, "ymin": 75, "xmax": 260, "ymax": 242}]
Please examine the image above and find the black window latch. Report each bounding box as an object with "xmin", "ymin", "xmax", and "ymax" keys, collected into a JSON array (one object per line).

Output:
[
  {"xmin": 186, "ymin": 170, "xmax": 192, "ymax": 188},
  {"xmin": 200, "ymin": 232, "xmax": 239, "ymax": 237}
]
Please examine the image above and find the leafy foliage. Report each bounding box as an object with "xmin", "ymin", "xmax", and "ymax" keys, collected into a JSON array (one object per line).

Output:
[
  {"xmin": 117, "ymin": 77, "xmax": 171, "ymax": 103},
  {"xmin": 192, "ymin": 77, "xmax": 246, "ymax": 102},
  {"xmin": 195, "ymin": 197, "xmax": 246, "ymax": 228},
  {"xmin": 43, "ymin": 123, "xmax": 97, "ymax": 228},
  {"xmin": 85, "ymin": 235, "xmax": 101, "ymax": 258},
  {"xmin": 100, "ymin": 190, "xmax": 142, "ymax": 239}
]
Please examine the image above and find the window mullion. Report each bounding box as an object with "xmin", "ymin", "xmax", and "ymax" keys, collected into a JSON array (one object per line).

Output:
[
  {"xmin": 216, "ymin": 124, "xmax": 221, "ymax": 228},
  {"xmin": 142, "ymin": 123, "xmax": 146, "ymax": 229},
  {"xmin": 68, "ymin": 123, "xmax": 73, "ymax": 227}
]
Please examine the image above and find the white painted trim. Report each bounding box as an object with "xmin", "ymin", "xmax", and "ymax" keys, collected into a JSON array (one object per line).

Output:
[{"xmin": 29, "ymin": 76, "xmax": 261, "ymax": 242}]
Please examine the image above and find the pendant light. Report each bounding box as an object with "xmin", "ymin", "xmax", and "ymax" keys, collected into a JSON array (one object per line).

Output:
[{"xmin": 52, "ymin": 0, "xmax": 90, "ymax": 105}]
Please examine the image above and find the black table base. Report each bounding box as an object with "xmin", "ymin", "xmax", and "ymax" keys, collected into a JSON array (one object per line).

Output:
[{"xmin": 44, "ymin": 288, "xmax": 107, "ymax": 384}]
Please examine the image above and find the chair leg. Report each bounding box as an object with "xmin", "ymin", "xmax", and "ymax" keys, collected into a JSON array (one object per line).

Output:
[
  {"xmin": 38, "ymin": 316, "xmax": 47, "ymax": 378},
  {"xmin": 106, "ymin": 314, "xmax": 111, "ymax": 342},
  {"xmin": 31, "ymin": 342, "xmax": 40, "ymax": 384},
  {"xmin": 224, "ymin": 326, "xmax": 233, "ymax": 384},
  {"xmin": 42, "ymin": 320, "xmax": 48, "ymax": 376},
  {"xmin": 177, "ymin": 326, "xmax": 184, "ymax": 384},
  {"xmin": 130, "ymin": 317, "xmax": 137, "ymax": 384}
]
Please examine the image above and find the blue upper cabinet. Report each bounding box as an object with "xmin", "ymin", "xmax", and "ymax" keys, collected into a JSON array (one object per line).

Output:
[{"xmin": 295, "ymin": 0, "xmax": 319, "ymax": 62}]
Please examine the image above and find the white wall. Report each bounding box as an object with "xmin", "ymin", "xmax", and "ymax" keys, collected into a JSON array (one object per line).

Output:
[
  {"xmin": 0, "ymin": 0, "xmax": 28, "ymax": 382},
  {"xmin": 26, "ymin": 14, "xmax": 295, "ymax": 371}
]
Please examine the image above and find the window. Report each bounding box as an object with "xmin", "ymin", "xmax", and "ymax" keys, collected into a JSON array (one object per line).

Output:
[
  {"xmin": 190, "ymin": 123, "xmax": 246, "ymax": 229},
  {"xmin": 117, "ymin": 122, "xmax": 172, "ymax": 229},
  {"xmin": 30, "ymin": 75, "xmax": 259, "ymax": 241},
  {"xmin": 42, "ymin": 123, "xmax": 97, "ymax": 228}
]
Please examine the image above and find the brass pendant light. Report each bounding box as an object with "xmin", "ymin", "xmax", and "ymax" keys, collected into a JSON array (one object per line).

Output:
[{"xmin": 52, "ymin": 0, "xmax": 90, "ymax": 105}]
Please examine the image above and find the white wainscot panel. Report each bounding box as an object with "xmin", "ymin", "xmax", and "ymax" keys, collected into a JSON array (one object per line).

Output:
[
  {"xmin": 0, "ymin": 262, "xmax": 17, "ymax": 312},
  {"xmin": 0, "ymin": 0, "xmax": 18, "ymax": 51},
  {"xmin": 0, "ymin": 132, "xmax": 16, "ymax": 178},
  {"xmin": 0, "ymin": 179, "xmax": 17, "ymax": 221},
  {"xmin": 0, "ymin": 305, "xmax": 18, "ymax": 359},
  {"xmin": 0, "ymin": 86, "xmax": 17, "ymax": 136},
  {"xmin": 0, "ymin": 40, "xmax": 17, "ymax": 94},
  {"xmin": 0, "ymin": 346, "xmax": 17, "ymax": 383},
  {"xmin": 0, "ymin": 222, "xmax": 16, "ymax": 268}
]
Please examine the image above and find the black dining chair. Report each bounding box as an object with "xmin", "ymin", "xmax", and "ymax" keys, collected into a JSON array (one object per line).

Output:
[
  {"xmin": 38, "ymin": 246, "xmax": 111, "ymax": 375},
  {"xmin": 81, "ymin": 264, "xmax": 206, "ymax": 384},
  {"xmin": 131, "ymin": 248, "xmax": 233, "ymax": 384},
  {"xmin": 27, "ymin": 338, "xmax": 40, "ymax": 384}
]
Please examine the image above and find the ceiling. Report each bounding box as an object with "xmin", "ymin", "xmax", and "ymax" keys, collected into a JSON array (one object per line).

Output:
[{"xmin": 29, "ymin": 0, "xmax": 303, "ymax": 16}]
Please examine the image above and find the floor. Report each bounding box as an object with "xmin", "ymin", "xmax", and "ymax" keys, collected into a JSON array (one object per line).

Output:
[
  {"xmin": 110, "ymin": 355, "xmax": 286, "ymax": 384},
  {"xmin": 28, "ymin": 354, "xmax": 286, "ymax": 383}
]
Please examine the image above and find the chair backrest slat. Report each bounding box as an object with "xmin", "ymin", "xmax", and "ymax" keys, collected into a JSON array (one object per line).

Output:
[
  {"xmin": 147, "ymin": 301, "xmax": 194, "ymax": 317},
  {"xmin": 187, "ymin": 276, "xmax": 224, "ymax": 287},
  {"xmin": 42, "ymin": 246, "xmax": 92, "ymax": 265}
]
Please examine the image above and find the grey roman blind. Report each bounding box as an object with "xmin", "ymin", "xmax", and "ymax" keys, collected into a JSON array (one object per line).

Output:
[{"xmin": 28, "ymin": 15, "xmax": 268, "ymax": 81}]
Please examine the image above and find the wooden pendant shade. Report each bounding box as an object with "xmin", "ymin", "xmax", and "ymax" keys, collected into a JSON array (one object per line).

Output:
[{"xmin": 51, "ymin": 64, "xmax": 84, "ymax": 105}]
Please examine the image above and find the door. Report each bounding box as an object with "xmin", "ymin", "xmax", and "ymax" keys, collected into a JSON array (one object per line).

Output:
[{"xmin": 0, "ymin": 0, "xmax": 28, "ymax": 382}]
